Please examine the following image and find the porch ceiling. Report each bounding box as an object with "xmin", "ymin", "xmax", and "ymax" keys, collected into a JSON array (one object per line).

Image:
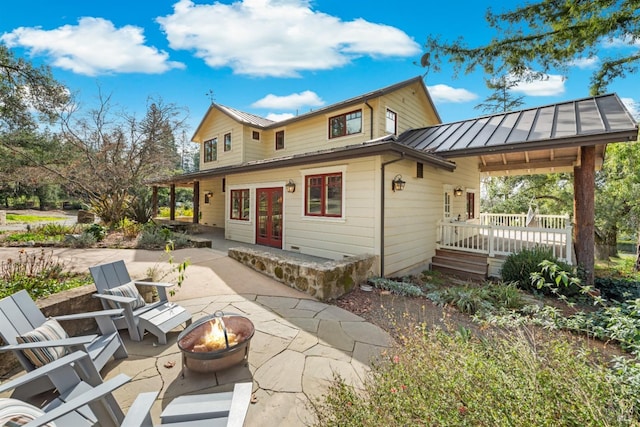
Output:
[{"xmin": 397, "ymin": 93, "xmax": 638, "ymax": 177}]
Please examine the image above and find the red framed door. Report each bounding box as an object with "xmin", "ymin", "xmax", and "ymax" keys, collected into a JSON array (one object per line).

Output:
[{"xmin": 256, "ymin": 187, "xmax": 283, "ymax": 248}]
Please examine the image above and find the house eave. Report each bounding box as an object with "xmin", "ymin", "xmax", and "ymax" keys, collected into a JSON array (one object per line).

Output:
[{"xmin": 151, "ymin": 140, "xmax": 455, "ymax": 186}]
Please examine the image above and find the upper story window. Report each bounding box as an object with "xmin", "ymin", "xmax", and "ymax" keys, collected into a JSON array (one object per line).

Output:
[
  {"xmin": 252, "ymin": 131, "xmax": 260, "ymax": 140},
  {"xmin": 224, "ymin": 133, "xmax": 232, "ymax": 152},
  {"xmin": 329, "ymin": 110, "xmax": 362, "ymax": 139},
  {"xmin": 230, "ymin": 189, "xmax": 250, "ymax": 221},
  {"xmin": 275, "ymin": 130, "xmax": 285, "ymax": 150},
  {"xmin": 204, "ymin": 138, "xmax": 217, "ymax": 162},
  {"xmin": 416, "ymin": 162, "xmax": 424, "ymax": 179},
  {"xmin": 305, "ymin": 172, "xmax": 342, "ymax": 217},
  {"xmin": 386, "ymin": 109, "xmax": 397, "ymax": 135}
]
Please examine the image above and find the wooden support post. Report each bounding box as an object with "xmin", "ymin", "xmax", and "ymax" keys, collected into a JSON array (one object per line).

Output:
[
  {"xmin": 573, "ymin": 145, "xmax": 595, "ymax": 285},
  {"xmin": 170, "ymin": 184, "xmax": 176, "ymax": 221},
  {"xmin": 193, "ymin": 181, "xmax": 200, "ymax": 224}
]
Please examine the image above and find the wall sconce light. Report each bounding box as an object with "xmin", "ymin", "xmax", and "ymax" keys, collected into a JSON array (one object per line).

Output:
[
  {"xmin": 454, "ymin": 187, "xmax": 464, "ymax": 197},
  {"xmin": 285, "ymin": 179, "xmax": 296, "ymax": 193},
  {"xmin": 392, "ymin": 174, "xmax": 406, "ymax": 192},
  {"xmin": 204, "ymin": 191, "xmax": 213, "ymax": 204}
]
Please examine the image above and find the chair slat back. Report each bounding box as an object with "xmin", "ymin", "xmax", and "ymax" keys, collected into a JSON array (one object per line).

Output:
[
  {"xmin": 0, "ymin": 290, "xmax": 46, "ymax": 344},
  {"xmin": 89, "ymin": 261, "xmax": 132, "ymax": 293}
]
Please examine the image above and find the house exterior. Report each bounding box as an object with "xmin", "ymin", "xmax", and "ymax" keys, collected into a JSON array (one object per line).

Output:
[
  {"xmin": 173, "ymin": 77, "xmax": 481, "ymax": 277},
  {"xmin": 159, "ymin": 76, "xmax": 638, "ymax": 280}
]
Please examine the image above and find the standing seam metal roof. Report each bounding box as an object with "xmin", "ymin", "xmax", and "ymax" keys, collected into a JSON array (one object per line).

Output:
[{"xmin": 396, "ymin": 93, "xmax": 638, "ymax": 157}]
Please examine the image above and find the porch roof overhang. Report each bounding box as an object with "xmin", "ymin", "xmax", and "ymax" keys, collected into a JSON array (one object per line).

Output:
[
  {"xmin": 396, "ymin": 93, "xmax": 639, "ymax": 176},
  {"xmin": 153, "ymin": 139, "xmax": 455, "ymax": 186}
]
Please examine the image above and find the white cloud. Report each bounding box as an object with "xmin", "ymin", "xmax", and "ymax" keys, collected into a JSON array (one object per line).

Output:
[
  {"xmin": 427, "ymin": 84, "xmax": 478, "ymax": 103},
  {"xmin": 621, "ymin": 97, "xmax": 640, "ymax": 119},
  {"xmin": 157, "ymin": 0, "xmax": 420, "ymax": 77},
  {"xmin": 568, "ymin": 56, "xmax": 599, "ymax": 69},
  {"xmin": 602, "ymin": 34, "xmax": 640, "ymax": 49},
  {"xmin": 266, "ymin": 112, "xmax": 296, "ymax": 121},
  {"xmin": 510, "ymin": 73, "xmax": 566, "ymax": 96},
  {"xmin": 0, "ymin": 17, "xmax": 184, "ymax": 76},
  {"xmin": 252, "ymin": 90, "xmax": 324, "ymax": 110}
]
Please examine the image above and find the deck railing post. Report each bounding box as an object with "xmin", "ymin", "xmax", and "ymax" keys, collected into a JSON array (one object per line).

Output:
[
  {"xmin": 488, "ymin": 224, "xmax": 495, "ymax": 257},
  {"xmin": 565, "ymin": 225, "xmax": 573, "ymax": 265}
]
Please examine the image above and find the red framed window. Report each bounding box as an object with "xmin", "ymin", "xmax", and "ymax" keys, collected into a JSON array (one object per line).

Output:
[
  {"xmin": 204, "ymin": 138, "xmax": 217, "ymax": 162},
  {"xmin": 329, "ymin": 110, "xmax": 362, "ymax": 139},
  {"xmin": 305, "ymin": 173, "xmax": 342, "ymax": 217},
  {"xmin": 230, "ymin": 189, "xmax": 250, "ymax": 220},
  {"xmin": 275, "ymin": 130, "xmax": 285, "ymax": 150}
]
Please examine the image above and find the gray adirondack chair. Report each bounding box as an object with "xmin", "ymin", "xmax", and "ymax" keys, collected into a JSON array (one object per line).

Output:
[
  {"xmin": 89, "ymin": 260, "xmax": 191, "ymax": 343},
  {"xmin": 0, "ymin": 351, "xmax": 253, "ymax": 427},
  {"xmin": 0, "ymin": 289, "xmax": 128, "ymax": 398}
]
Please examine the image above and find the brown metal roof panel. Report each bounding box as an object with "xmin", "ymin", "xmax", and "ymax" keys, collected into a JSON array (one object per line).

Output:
[
  {"xmin": 506, "ymin": 109, "xmax": 537, "ymax": 143},
  {"xmin": 576, "ymin": 98, "xmax": 604, "ymax": 134},
  {"xmin": 529, "ymin": 105, "xmax": 556, "ymax": 141},
  {"xmin": 418, "ymin": 123, "xmax": 458, "ymax": 151},
  {"xmin": 597, "ymin": 94, "xmax": 636, "ymax": 132},
  {"xmin": 455, "ymin": 117, "xmax": 491, "ymax": 148},
  {"xmin": 466, "ymin": 115, "xmax": 506, "ymax": 148},
  {"xmin": 413, "ymin": 122, "xmax": 459, "ymax": 150},
  {"xmin": 553, "ymin": 102, "xmax": 577, "ymax": 137}
]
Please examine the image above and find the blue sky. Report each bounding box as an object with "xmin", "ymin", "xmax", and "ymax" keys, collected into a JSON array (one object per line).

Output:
[{"xmin": 2, "ymin": 0, "xmax": 639, "ymax": 135}]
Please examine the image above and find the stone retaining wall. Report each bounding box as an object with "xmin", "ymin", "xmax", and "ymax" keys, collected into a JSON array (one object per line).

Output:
[{"xmin": 228, "ymin": 248, "xmax": 377, "ymax": 301}]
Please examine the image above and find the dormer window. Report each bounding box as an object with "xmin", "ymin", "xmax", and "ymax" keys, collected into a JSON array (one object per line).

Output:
[
  {"xmin": 204, "ymin": 138, "xmax": 217, "ymax": 162},
  {"xmin": 329, "ymin": 110, "xmax": 362, "ymax": 139}
]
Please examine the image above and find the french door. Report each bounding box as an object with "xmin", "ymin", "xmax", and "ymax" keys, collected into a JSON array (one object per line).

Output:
[{"xmin": 256, "ymin": 187, "xmax": 283, "ymax": 248}]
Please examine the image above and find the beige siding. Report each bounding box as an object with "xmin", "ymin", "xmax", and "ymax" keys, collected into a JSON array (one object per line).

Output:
[
  {"xmin": 198, "ymin": 178, "xmax": 225, "ymax": 227},
  {"xmin": 194, "ymin": 113, "xmax": 245, "ymax": 170},
  {"xmin": 223, "ymin": 158, "xmax": 380, "ymax": 262},
  {"xmin": 382, "ymin": 155, "xmax": 481, "ymax": 276}
]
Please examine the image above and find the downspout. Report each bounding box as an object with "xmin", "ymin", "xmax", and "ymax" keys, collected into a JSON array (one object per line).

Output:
[
  {"xmin": 380, "ymin": 153, "xmax": 405, "ymax": 277},
  {"xmin": 365, "ymin": 100, "xmax": 374, "ymax": 140}
]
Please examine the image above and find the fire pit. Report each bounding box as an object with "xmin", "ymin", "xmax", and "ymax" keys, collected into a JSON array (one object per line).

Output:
[{"xmin": 177, "ymin": 311, "xmax": 255, "ymax": 374}]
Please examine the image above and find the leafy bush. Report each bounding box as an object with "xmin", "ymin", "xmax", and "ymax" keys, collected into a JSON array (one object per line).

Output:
[
  {"xmin": 69, "ymin": 232, "xmax": 97, "ymax": 248},
  {"xmin": 368, "ymin": 277, "xmax": 425, "ymax": 297},
  {"xmin": 501, "ymin": 247, "xmax": 577, "ymax": 296},
  {"xmin": 595, "ymin": 277, "xmax": 640, "ymax": 303},
  {"xmin": 84, "ymin": 223, "xmax": 106, "ymax": 242},
  {"xmin": 313, "ymin": 326, "xmax": 638, "ymax": 426}
]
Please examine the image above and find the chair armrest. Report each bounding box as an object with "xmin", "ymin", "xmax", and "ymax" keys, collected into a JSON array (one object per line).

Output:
[
  {"xmin": 0, "ymin": 351, "xmax": 90, "ymax": 394},
  {"xmin": 134, "ymin": 281, "xmax": 174, "ymax": 288},
  {"xmin": 121, "ymin": 391, "xmax": 159, "ymax": 427},
  {"xmin": 22, "ymin": 374, "xmax": 132, "ymax": 427},
  {"xmin": 93, "ymin": 293, "xmax": 138, "ymax": 305},
  {"xmin": 227, "ymin": 382, "xmax": 253, "ymax": 427},
  {"xmin": 0, "ymin": 335, "xmax": 97, "ymax": 352},
  {"xmin": 54, "ymin": 308, "xmax": 124, "ymax": 321}
]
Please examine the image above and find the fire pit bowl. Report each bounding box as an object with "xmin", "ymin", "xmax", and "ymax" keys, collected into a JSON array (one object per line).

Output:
[{"xmin": 177, "ymin": 312, "xmax": 255, "ymax": 373}]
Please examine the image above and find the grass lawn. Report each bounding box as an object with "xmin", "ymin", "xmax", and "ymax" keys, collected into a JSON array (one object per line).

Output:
[{"xmin": 6, "ymin": 213, "xmax": 65, "ymax": 223}]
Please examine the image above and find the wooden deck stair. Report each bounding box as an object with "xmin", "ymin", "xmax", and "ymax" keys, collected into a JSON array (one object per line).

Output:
[{"xmin": 431, "ymin": 249, "xmax": 488, "ymax": 281}]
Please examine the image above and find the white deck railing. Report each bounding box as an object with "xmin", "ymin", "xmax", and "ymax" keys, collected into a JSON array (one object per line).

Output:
[
  {"xmin": 437, "ymin": 220, "xmax": 573, "ymax": 264},
  {"xmin": 480, "ymin": 212, "xmax": 570, "ymax": 229}
]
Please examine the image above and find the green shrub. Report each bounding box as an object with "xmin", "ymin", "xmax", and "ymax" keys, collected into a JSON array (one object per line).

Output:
[
  {"xmin": 0, "ymin": 249, "xmax": 91, "ymax": 298},
  {"xmin": 313, "ymin": 326, "xmax": 639, "ymax": 426},
  {"xmin": 595, "ymin": 277, "xmax": 640, "ymax": 303},
  {"xmin": 84, "ymin": 223, "xmax": 106, "ymax": 242},
  {"xmin": 501, "ymin": 247, "xmax": 577, "ymax": 296}
]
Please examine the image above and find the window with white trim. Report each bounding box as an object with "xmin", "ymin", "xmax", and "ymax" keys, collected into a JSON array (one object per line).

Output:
[
  {"xmin": 329, "ymin": 110, "xmax": 362, "ymax": 139},
  {"xmin": 204, "ymin": 138, "xmax": 217, "ymax": 162},
  {"xmin": 305, "ymin": 172, "xmax": 342, "ymax": 217},
  {"xmin": 230, "ymin": 189, "xmax": 250, "ymax": 221},
  {"xmin": 444, "ymin": 192, "xmax": 451, "ymax": 218},
  {"xmin": 385, "ymin": 108, "xmax": 397, "ymax": 135}
]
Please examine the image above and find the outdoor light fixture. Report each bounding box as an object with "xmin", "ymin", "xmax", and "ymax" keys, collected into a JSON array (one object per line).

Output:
[
  {"xmin": 454, "ymin": 187, "xmax": 463, "ymax": 197},
  {"xmin": 392, "ymin": 174, "xmax": 406, "ymax": 192},
  {"xmin": 285, "ymin": 179, "xmax": 296, "ymax": 193},
  {"xmin": 204, "ymin": 191, "xmax": 214, "ymax": 198}
]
